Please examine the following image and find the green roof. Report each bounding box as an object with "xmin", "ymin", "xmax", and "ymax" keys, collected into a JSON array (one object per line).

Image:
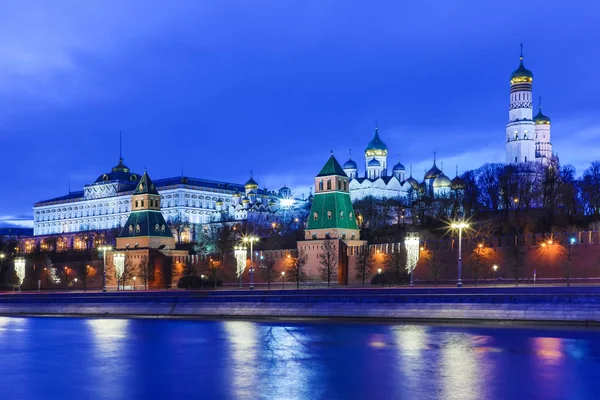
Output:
[
  {"xmin": 118, "ymin": 210, "xmax": 174, "ymax": 238},
  {"xmin": 134, "ymin": 171, "xmax": 159, "ymax": 195},
  {"xmin": 307, "ymin": 191, "xmax": 358, "ymax": 230},
  {"xmin": 317, "ymin": 154, "xmax": 347, "ymax": 177}
]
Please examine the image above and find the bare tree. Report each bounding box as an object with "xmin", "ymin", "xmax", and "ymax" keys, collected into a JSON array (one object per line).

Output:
[
  {"xmin": 384, "ymin": 245, "xmax": 407, "ymax": 284},
  {"xmin": 318, "ymin": 239, "xmax": 338, "ymax": 287},
  {"xmin": 206, "ymin": 258, "xmax": 221, "ymax": 289},
  {"xmin": 287, "ymin": 249, "xmax": 307, "ymax": 289},
  {"xmin": 355, "ymin": 245, "xmax": 374, "ymax": 286},
  {"xmin": 77, "ymin": 263, "xmax": 97, "ymax": 292},
  {"xmin": 169, "ymin": 212, "xmax": 190, "ymax": 244},
  {"xmin": 260, "ymin": 258, "xmax": 277, "ymax": 290},
  {"xmin": 138, "ymin": 255, "xmax": 152, "ymax": 290}
]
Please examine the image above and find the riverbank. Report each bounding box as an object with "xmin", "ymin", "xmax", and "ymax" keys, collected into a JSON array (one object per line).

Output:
[{"xmin": 1, "ymin": 287, "xmax": 600, "ymax": 325}]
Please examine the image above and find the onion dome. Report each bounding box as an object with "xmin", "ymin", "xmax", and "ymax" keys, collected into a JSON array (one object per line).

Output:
[
  {"xmin": 242, "ymin": 196, "xmax": 250, "ymax": 203},
  {"xmin": 365, "ymin": 126, "xmax": 388, "ymax": 156},
  {"xmin": 215, "ymin": 198, "xmax": 224, "ymax": 206},
  {"xmin": 534, "ymin": 99, "xmax": 551, "ymax": 125},
  {"xmin": 268, "ymin": 199, "xmax": 276, "ymax": 206},
  {"xmin": 245, "ymin": 177, "xmax": 259, "ymax": 190},
  {"xmin": 393, "ymin": 161, "xmax": 405, "ymax": 172},
  {"xmin": 424, "ymin": 162, "xmax": 442, "ymax": 180},
  {"xmin": 510, "ymin": 46, "xmax": 533, "ymax": 84},
  {"xmin": 368, "ymin": 158, "xmax": 381, "ymax": 167},
  {"xmin": 232, "ymin": 192, "xmax": 241, "ymax": 198},
  {"xmin": 451, "ymin": 175, "xmax": 465, "ymax": 190},
  {"xmin": 405, "ymin": 176, "xmax": 419, "ymax": 190},
  {"xmin": 344, "ymin": 158, "xmax": 358, "ymax": 170},
  {"xmin": 433, "ymin": 173, "xmax": 451, "ymax": 188}
]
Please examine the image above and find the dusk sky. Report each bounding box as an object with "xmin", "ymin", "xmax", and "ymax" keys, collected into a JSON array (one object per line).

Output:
[{"xmin": 1, "ymin": 1, "xmax": 599, "ymax": 227}]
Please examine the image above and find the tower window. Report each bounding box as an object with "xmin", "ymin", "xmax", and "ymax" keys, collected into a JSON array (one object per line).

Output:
[
  {"xmin": 327, "ymin": 211, "xmax": 332, "ymax": 219},
  {"xmin": 319, "ymin": 180, "xmax": 323, "ymax": 191},
  {"xmin": 339, "ymin": 211, "xmax": 344, "ymax": 219},
  {"xmin": 349, "ymin": 212, "xmax": 353, "ymax": 220},
  {"xmin": 135, "ymin": 200, "xmax": 139, "ymax": 208},
  {"xmin": 327, "ymin": 180, "xmax": 331, "ymax": 190},
  {"xmin": 141, "ymin": 200, "xmax": 144, "ymax": 207},
  {"xmin": 337, "ymin": 178, "xmax": 341, "ymax": 190},
  {"xmin": 129, "ymin": 225, "xmax": 133, "ymax": 234},
  {"xmin": 313, "ymin": 212, "xmax": 319, "ymax": 220}
]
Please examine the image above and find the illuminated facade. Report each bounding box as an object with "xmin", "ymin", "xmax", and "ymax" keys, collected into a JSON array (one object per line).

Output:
[
  {"xmin": 506, "ymin": 46, "xmax": 554, "ymax": 165},
  {"xmin": 33, "ymin": 156, "xmax": 309, "ymax": 239}
]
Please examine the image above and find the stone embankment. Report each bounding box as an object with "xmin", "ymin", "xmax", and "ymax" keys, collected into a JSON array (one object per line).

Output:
[{"xmin": 1, "ymin": 287, "xmax": 599, "ymax": 325}]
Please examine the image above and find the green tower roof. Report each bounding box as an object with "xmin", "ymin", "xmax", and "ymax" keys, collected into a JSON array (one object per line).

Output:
[
  {"xmin": 133, "ymin": 171, "xmax": 159, "ymax": 195},
  {"xmin": 307, "ymin": 192, "xmax": 358, "ymax": 230},
  {"xmin": 118, "ymin": 210, "xmax": 174, "ymax": 238},
  {"xmin": 317, "ymin": 154, "xmax": 347, "ymax": 177}
]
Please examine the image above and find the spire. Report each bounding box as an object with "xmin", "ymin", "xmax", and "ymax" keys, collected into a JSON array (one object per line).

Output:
[
  {"xmin": 119, "ymin": 130, "xmax": 123, "ymax": 162},
  {"xmin": 520, "ymin": 43, "xmax": 523, "ymax": 61},
  {"xmin": 539, "ymin": 95, "xmax": 542, "ymax": 112},
  {"xmin": 455, "ymin": 165, "xmax": 459, "ymax": 177},
  {"xmin": 410, "ymin": 164, "xmax": 413, "ymax": 177},
  {"xmin": 441, "ymin": 161, "xmax": 444, "ymax": 172},
  {"xmin": 349, "ymin": 148, "xmax": 352, "ymax": 159},
  {"xmin": 433, "ymin": 151, "xmax": 437, "ymax": 165}
]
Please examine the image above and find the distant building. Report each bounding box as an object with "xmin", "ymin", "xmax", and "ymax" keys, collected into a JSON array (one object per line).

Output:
[{"xmin": 32, "ymin": 156, "xmax": 309, "ymax": 243}]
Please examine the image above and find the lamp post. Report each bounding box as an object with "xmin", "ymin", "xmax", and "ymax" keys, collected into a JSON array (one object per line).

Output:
[
  {"xmin": 281, "ymin": 271, "xmax": 285, "ymax": 290},
  {"xmin": 451, "ymin": 220, "xmax": 469, "ymax": 288},
  {"xmin": 493, "ymin": 264, "xmax": 498, "ymax": 287},
  {"xmin": 201, "ymin": 274, "xmax": 205, "ymax": 290},
  {"xmin": 133, "ymin": 276, "xmax": 137, "ymax": 291},
  {"xmin": 98, "ymin": 245, "xmax": 112, "ymax": 292},
  {"xmin": 249, "ymin": 266, "xmax": 255, "ymax": 290}
]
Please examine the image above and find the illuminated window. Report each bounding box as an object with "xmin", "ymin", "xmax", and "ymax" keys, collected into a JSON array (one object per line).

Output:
[
  {"xmin": 349, "ymin": 212, "xmax": 353, "ymax": 220},
  {"xmin": 135, "ymin": 224, "xmax": 140, "ymax": 233},
  {"xmin": 313, "ymin": 212, "xmax": 319, "ymax": 220},
  {"xmin": 327, "ymin": 211, "xmax": 332, "ymax": 219},
  {"xmin": 161, "ymin": 225, "xmax": 166, "ymax": 232},
  {"xmin": 339, "ymin": 211, "xmax": 344, "ymax": 219},
  {"xmin": 155, "ymin": 224, "xmax": 159, "ymax": 232},
  {"xmin": 129, "ymin": 225, "xmax": 133, "ymax": 234}
]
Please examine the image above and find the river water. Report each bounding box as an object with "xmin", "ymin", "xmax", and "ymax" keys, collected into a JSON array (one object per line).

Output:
[{"xmin": 0, "ymin": 317, "xmax": 598, "ymax": 400}]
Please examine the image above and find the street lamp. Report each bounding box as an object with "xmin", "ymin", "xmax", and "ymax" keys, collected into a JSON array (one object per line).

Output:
[
  {"xmin": 98, "ymin": 245, "xmax": 112, "ymax": 292},
  {"xmin": 133, "ymin": 276, "xmax": 137, "ymax": 290},
  {"xmin": 492, "ymin": 264, "xmax": 498, "ymax": 287},
  {"xmin": 249, "ymin": 266, "xmax": 255, "ymax": 290},
  {"xmin": 450, "ymin": 220, "xmax": 469, "ymax": 288},
  {"xmin": 201, "ymin": 274, "xmax": 205, "ymax": 290},
  {"xmin": 242, "ymin": 236, "xmax": 259, "ymax": 289},
  {"xmin": 281, "ymin": 271, "xmax": 285, "ymax": 290}
]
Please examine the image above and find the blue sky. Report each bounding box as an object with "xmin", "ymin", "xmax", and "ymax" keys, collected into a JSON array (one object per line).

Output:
[{"xmin": 1, "ymin": 0, "xmax": 599, "ymax": 227}]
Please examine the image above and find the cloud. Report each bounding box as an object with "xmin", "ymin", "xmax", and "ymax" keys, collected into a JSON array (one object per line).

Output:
[{"xmin": 0, "ymin": 215, "xmax": 33, "ymax": 228}]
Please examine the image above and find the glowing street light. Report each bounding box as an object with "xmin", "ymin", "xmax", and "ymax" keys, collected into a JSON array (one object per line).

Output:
[
  {"xmin": 133, "ymin": 276, "xmax": 137, "ymax": 291},
  {"xmin": 450, "ymin": 220, "xmax": 469, "ymax": 288},
  {"xmin": 492, "ymin": 264, "xmax": 498, "ymax": 287},
  {"xmin": 98, "ymin": 245, "xmax": 112, "ymax": 292},
  {"xmin": 377, "ymin": 268, "xmax": 382, "ymax": 274},
  {"xmin": 201, "ymin": 274, "xmax": 205, "ymax": 290},
  {"xmin": 281, "ymin": 271, "xmax": 285, "ymax": 290}
]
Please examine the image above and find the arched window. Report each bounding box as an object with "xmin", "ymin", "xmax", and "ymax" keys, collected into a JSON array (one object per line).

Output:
[
  {"xmin": 135, "ymin": 200, "xmax": 139, "ymax": 208},
  {"xmin": 313, "ymin": 212, "xmax": 319, "ymax": 220},
  {"xmin": 339, "ymin": 211, "xmax": 344, "ymax": 219},
  {"xmin": 343, "ymin": 180, "xmax": 347, "ymax": 191},
  {"xmin": 337, "ymin": 178, "xmax": 341, "ymax": 190},
  {"xmin": 319, "ymin": 180, "xmax": 323, "ymax": 191},
  {"xmin": 327, "ymin": 211, "xmax": 332, "ymax": 219},
  {"xmin": 327, "ymin": 180, "xmax": 331, "ymax": 190},
  {"xmin": 141, "ymin": 200, "xmax": 144, "ymax": 207}
]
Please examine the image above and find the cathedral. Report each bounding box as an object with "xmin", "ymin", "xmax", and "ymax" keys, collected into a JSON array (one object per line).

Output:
[{"xmin": 345, "ymin": 126, "xmax": 464, "ymax": 202}]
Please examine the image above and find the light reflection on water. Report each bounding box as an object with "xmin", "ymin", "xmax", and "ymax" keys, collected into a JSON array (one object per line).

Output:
[{"xmin": 0, "ymin": 318, "xmax": 599, "ymax": 400}]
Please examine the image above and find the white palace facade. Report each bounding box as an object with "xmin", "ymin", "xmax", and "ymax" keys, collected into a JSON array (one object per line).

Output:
[{"xmin": 33, "ymin": 157, "xmax": 308, "ymax": 239}]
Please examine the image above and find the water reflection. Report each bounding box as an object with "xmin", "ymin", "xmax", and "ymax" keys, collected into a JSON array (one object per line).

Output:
[
  {"xmin": 0, "ymin": 318, "xmax": 599, "ymax": 400},
  {"xmin": 86, "ymin": 319, "xmax": 131, "ymax": 400}
]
